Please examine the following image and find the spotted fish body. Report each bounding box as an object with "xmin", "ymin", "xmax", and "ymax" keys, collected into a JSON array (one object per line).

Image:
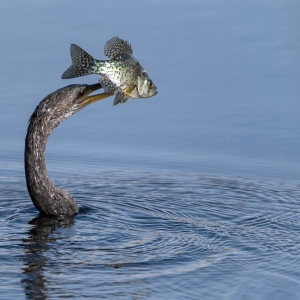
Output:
[{"xmin": 62, "ymin": 37, "xmax": 157, "ymax": 106}]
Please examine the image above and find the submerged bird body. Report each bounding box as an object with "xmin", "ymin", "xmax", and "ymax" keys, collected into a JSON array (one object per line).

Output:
[{"xmin": 62, "ymin": 37, "xmax": 158, "ymax": 106}]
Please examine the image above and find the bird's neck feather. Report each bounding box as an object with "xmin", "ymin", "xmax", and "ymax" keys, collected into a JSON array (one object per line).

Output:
[{"xmin": 25, "ymin": 96, "xmax": 78, "ymax": 215}]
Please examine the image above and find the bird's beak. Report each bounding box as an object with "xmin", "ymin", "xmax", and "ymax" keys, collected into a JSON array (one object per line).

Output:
[{"xmin": 79, "ymin": 83, "xmax": 114, "ymax": 107}]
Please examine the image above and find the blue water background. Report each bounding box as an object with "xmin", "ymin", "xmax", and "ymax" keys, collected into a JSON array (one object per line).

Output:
[{"xmin": 0, "ymin": 0, "xmax": 300, "ymax": 299}]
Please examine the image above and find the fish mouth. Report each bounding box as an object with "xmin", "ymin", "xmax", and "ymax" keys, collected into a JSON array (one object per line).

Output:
[
  {"xmin": 139, "ymin": 90, "xmax": 158, "ymax": 98},
  {"xmin": 79, "ymin": 83, "xmax": 114, "ymax": 107}
]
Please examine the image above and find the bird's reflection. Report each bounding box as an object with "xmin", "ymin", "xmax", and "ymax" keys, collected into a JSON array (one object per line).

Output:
[{"xmin": 21, "ymin": 215, "xmax": 74, "ymax": 299}]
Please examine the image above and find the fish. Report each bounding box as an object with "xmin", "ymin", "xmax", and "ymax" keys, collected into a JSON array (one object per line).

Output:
[{"xmin": 61, "ymin": 37, "xmax": 158, "ymax": 106}]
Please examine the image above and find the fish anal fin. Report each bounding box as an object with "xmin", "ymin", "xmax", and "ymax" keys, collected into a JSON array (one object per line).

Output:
[{"xmin": 99, "ymin": 77, "xmax": 117, "ymax": 94}]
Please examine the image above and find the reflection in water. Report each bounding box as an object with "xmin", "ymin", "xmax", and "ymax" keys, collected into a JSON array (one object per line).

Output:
[
  {"xmin": 1, "ymin": 0, "xmax": 299, "ymax": 298},
  {"xmin": 6, "ymin": 173, "xmax": 300, "ymax": 299},
  {"xmin": 21, "ymin": 215, "xmax": 74, "ymax": 299}
]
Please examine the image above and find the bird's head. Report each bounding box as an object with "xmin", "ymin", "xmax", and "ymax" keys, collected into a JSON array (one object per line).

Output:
[
  {"xmin": 67, "ymin": 83, "xmax": 113, "ymax": 112},
  {"xmin": 33, "ymin": 83, "xmax": 113, "ymax": 129}
]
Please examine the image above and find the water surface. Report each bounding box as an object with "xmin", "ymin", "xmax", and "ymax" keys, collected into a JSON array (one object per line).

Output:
[{"xmin": 0, "ymin": 0, "xmax": 300, "ymax": 299}]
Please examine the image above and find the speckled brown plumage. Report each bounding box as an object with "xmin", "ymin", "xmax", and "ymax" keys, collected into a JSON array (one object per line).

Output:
[{"xmin": 24, "ymin": 84, "xmax": 106, "ymax": 216}]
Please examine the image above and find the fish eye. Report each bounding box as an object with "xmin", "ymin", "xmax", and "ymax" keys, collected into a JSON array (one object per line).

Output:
[{"xmin": 147, "ymin": 80, "xmax": 154, "ymax": 89}]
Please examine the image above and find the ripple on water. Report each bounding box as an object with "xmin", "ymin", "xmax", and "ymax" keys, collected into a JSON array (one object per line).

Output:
[{"xmin": 1, "ymin": 171, "xmax": 300, "ymax": 298}]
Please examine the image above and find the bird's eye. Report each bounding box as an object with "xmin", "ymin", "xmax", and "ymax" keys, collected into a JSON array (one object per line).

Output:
[
  {"xmin": 78, "ymin": 89, "xmax": 85, "ymax": 98},
  {"xmin": 147, "ymin": 80, "xmax": 154, "ymax": 89}
]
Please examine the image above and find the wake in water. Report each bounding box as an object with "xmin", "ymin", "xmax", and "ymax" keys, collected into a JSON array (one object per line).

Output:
[{"xmin": 1, "ymin": 171, "xmax": 300, "ymax": 299}]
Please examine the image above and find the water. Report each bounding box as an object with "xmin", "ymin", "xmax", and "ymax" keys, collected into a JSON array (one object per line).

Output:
[{"xmin": 0, "ymin": 0, "xmax": 300, "ymax": 299}]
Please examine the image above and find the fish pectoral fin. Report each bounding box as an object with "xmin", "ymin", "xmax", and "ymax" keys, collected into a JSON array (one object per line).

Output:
[
  {"xmin": 113, "ymin": 90, "xmax": 130, "ymax": 106},
  {"xmin": 104, "ymin": 37, "xmax": 133, "ymax": 59},
  {"xmin": 99, "ymin": 77, "xmax": 117, "ymax": 94},
  {"xmin": 99, "ymin": 77, "xmax": 130, "ymax": 106}
]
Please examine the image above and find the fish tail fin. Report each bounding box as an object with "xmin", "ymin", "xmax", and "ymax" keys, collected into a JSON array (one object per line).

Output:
[{"xmin": 61, "ymin": 44, "xmax": 94, "ymax": 79}]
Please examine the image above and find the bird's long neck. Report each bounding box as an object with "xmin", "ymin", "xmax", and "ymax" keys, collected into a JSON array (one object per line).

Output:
[{"xmin": 25, "ymin": 94, "xmax": 78, "ymax": 215}]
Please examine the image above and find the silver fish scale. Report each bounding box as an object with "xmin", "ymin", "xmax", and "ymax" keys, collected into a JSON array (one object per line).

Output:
[
  {"xmin": 61, "ymin": 37, "xmax": 157, "ymax": 106},
  {"xmin": 92, "ymin": 54, "xmax": 142, "ymax": 90}
]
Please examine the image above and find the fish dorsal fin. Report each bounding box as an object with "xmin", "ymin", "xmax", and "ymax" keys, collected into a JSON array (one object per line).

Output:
[{"xmin": 104, "ymin": 37, "xmax": 133, "ymax": 59}]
